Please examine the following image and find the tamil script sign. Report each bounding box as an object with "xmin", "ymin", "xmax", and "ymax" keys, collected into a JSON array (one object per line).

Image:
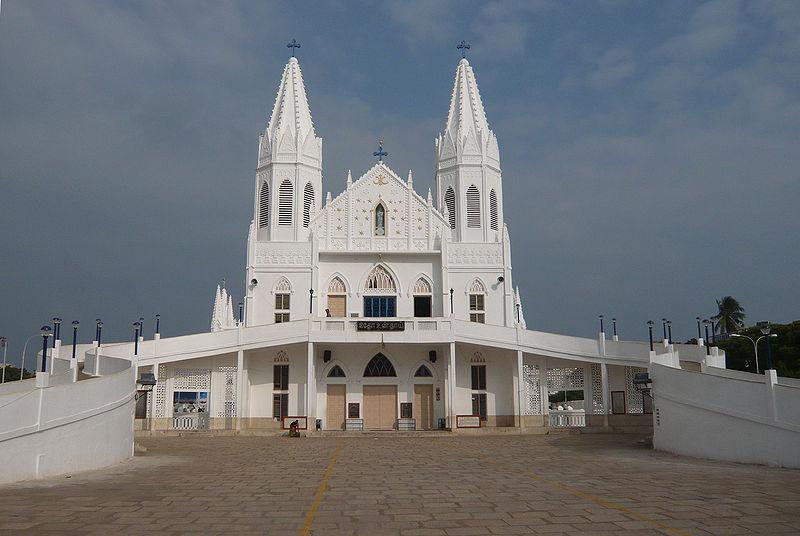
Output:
[{"xmin": 355, "ymin": 321, "xmax": 405, "ymax": 332}]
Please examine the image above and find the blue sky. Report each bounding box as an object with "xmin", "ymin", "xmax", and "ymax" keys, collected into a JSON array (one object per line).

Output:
[{"xmin": 1, "ymin": 1, "xmax": 799, "ymax": 364}]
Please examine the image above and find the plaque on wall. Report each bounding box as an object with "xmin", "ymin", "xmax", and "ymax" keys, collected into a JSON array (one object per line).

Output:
[
  {"xmin": 356, "ymin": 321, "xmax": 405, "ymax": 332},
  {"xmin": 348, "ymin": 403, "xmax": 360, "ymax": 419},
  {"xmin": 456, "ymin": 415, "xmax": 481, "ymax": 428},
  {"xmin": 400, "ymin": 402, "xmax": 413, "ymax": 419}
]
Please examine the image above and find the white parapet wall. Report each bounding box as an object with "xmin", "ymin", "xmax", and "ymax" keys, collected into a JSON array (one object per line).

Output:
[
  {"xmin": 650, "ymin": 362, "xmax": 800, "ymax": 468},
  {"xmin": 0, "ymin": 354, "xmax": 135, "ymax": 484}
]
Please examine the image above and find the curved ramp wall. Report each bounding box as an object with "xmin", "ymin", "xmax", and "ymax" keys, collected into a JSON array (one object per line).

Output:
[
  {"xmin": 0, "ymin": 357, "xmax": 135, "ymax": 484},
  {"xmin": 651, "ymin": 363, "xmax": 800, "ymax": 468}
]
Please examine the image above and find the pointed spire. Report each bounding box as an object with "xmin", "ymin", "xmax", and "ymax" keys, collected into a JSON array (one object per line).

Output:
[
  {"xmin": 427, "ymin": 188, "xmax": 433, "ymax": 204},
  {"xmin": 346, "ymin": 169, "xmax": 353, "ymax": 188},
  {"xmin": 407, "ymin": 170, "xmax": 413, "ymax": 188},
  {"xmin": 265, "ymin": 57, "xmax": 317, "ymax": 158},
  {"xmin": 443, "ymin": 58, "xmax": 490, "ymax": 144}
]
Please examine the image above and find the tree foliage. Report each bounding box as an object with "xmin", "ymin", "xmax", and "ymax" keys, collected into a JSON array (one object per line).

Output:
[
  {"xmin": 715, "ymin": 296, "xmax": 745, "ymax": 334},
  {"xmin": 718, "ymin": 321, "xmax": 800, "ymax": 379}
]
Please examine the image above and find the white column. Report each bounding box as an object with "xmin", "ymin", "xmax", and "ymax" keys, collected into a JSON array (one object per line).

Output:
[
  {"xmin": 516, "ymin": 350, "xmax": 524, "ymax": 428},
  {"xmin": 236, "ymin": 350, "xmax": 244, "ymax": 431},
  {"xmin": 448, "ymin": 341, "xmax": 456, "ymax": 428},
  {"xmin": 601, "ymin": 363, "xmax": 610, "ymax": 428},
  {"xmin": 307, "ymin": 342, "xmax": 316, "ymax": 426}
]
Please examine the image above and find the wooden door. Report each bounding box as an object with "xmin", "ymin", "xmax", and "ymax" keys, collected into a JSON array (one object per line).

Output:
[
  {"xmin": 413, "ymin": 384, "xmax": 433, "ymax": 430},
  {"xmin": 363, "ymin": 385, "xmax": 397, "ymax": 429},
  {"xmin": 326, "ymin": 384, "xmax": 346, "ymax": 430},
  {"xmin": 327, "ymin": 295, "xmax": 346, "ymax": 317}
]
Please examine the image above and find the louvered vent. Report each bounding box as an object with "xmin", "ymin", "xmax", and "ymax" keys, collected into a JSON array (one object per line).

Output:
[
  {"xmin": 303, "ymin": 182, "xmax": 314, "ymax": 227},
  {"xmin": 278, "ymin": 179, "xmax": 293, "ymax": 226},
  {"xmin": 490, "ymin": 189, "xmax": 498, "ymax": 231},
  {"xmin": 259, "ymin": 182, "xmax": 270, "ymax": 228},
  {"xmin": 466, "ymin": 186, "xmax": 481, "ymax": 228},
  {"xmin": 445, "ymin": 187, "xmax": 456, "ymax": 230}
]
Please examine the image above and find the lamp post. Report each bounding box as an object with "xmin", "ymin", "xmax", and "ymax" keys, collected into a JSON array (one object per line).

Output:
[
  {"xmin": 599, "ymin": 315, "xmax": 604, "ymax": 334},
  {"xmin": 703, "ymin": 319, "xmax": 710, "ymax": 355},
  {"xmin": 71, "ymin": 321, "xmax": 79, "ymax": 360},
  {"xmin": 239, "ymin": 302, "xmax": 244, "ymax": 325},
  {"xmin": 40, "ymin": 326, "xmax": 52, "ymax": 372},
  {"xmin": 20, "ymin": 334, "xmax": 39, "ymax": 382},
  {"xmin": 667, "ymin": 320, "xmax": 672, "ymax": 345},
  {"xmin": 647, "ymin": 320, "xmax": 654, "ymax": 352},
  {"xmin": 612, "ymin": 318, "xmax": 617, "ymax": 339},
  {"xmin": 0, "ymin": 337, "xmax": 7, "ymax": 384},
  {"xmin": 731, "ymin": 332, "xmax": 778, "ymax": 374},
  {"xmin": 139, "ymin": 317, "xmax": 145, "ymax": 340},
  {"xmin": 661, "ymin": 318, "xmax": 667, "ymax": 341},
  {"xmin": 696, "ymin": 317, "xmax": 702, "ymax": 343},
  {"xmin": 309, "ymin": 289, "xmax": 314, "ymax": 314},
  {"xmin": 96, "ymin": 320, "xmax": 103, "ymax": 346},
  {"xmin": 155, "ymin": 314, "xmax": 161, "ymax": 336},
  {"xmin": 450, "ymin": 288, "xmax": 454, "ymax": 316},
  {"xmin": 52, "ymin": 317, "xmax": 62, "ymax": 348},
  {"xmin": 133, "ymin": 322, "xmax": 140, "ymax": 356},
  {"xmin": 757, "ymin": 321, "xmax": 775, "ymax": 370}
]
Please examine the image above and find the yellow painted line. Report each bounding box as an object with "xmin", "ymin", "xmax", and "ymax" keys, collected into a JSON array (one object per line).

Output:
[
  {"xmin": 299, "ymin": 443, "xmax": 343, "ymax": 536},
  {"xmin": 480, "ymin": 455, "xmax": 689, "ymax": 536}
]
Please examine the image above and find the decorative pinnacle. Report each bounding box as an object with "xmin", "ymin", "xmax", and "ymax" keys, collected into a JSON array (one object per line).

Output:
[
  {"xmin": 286, "ymin": 39, "xmax": 301, "ymax": 57},
  {"xmin": 457, "ymin": 40, "xmax": 470, "ymax": 59}
]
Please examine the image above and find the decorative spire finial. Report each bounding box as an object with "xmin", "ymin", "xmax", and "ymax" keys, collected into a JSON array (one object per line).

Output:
[
  {"xmin": 457, "ymin": 40, "xmax": 471, "ymax": 59},
  {"xmin": 373, "ymin": 139, "xmax": 388, "ymax": 162},
  {"xmin": 286, "ymin": 38, "xmax": 301, "ymax": 57}
]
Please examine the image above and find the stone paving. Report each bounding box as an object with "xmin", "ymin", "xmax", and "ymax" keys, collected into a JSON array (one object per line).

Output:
[{"xmin": 0, "ymin": 434, "xmax": 798, "ymax": 535}]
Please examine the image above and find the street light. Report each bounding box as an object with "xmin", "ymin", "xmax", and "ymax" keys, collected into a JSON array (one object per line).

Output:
[
  {"xmin": 155, "ymin": 314, "xmax": 161, "ymax": 335},
  {"xmin": 667, "ymin": 320, "xmax": 673, "ymax": 345},
  {"xmin": 52, "ymin": 317, "xmax": 62, "ymax": 348},
  {"xmin": 0, "ymin": 336, "xmax": 7, "ymax": 384},
  {"xmin": 20, "ymin": 334, "xmax": 39, "ymax": 382},
  {"xmin": 661, "ymin": 318, "xmax": 667, "ymax": 341},
  {"xmin": 133, "ymin": 322, "xmax": 140, "ymax": 356},
  {"xmin": 139, "ymin": 317, "xmax": 145, "ymax": 340},
  {"xmin": 40, "ymin": 326, "xmax": 52, "ymax": 372},
  {"xmin": 696, "ymin": 317, "xmax": 702, "ymax": 343},
  {"xmin": 96, "ymin": 319, "xmax": 103, "ymax": 346},
  {"xmin": 647, "ymin": 320, "xmax": 654, "ymax": 352},
  {"xmin": 599, "ymin": 315, "xmax": 604, "ymax": 334},
  {"xmin": 309, "ymin": 288, "xmax": 314, "ymax": 314},
  {"xmin": 612, "ymin": 318, "xmax": 618, "ymax": 339},
  {"xmin": 71, "ymin": 321, "xmax": 80, "ymax": 360},
  {"xmin": 757, "ymin": 321, "xmax": 775, "ymax": 370},
  {"xmin": 731, "ymin": 332, "xmax": 778, "ymax": 374},
  {"xmin": 450, "ymin": 288, "xmax": 454, "ymax": 316},
  {"xmin": 703, "ymin": 319, "xmax": 711, "ymax": 355}
]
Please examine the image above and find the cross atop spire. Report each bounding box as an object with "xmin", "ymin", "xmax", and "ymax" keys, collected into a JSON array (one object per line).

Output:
[
  {"xmin": 373, "ymin": 139, "xmax": 388, "ymax": 162},
  {"xmin": 286, "ymin": 38, "xmax": 301, "ymax": 57},
  {"xmin": 457, "ymin": 40, "xmax": 470, "ymax": 59}
]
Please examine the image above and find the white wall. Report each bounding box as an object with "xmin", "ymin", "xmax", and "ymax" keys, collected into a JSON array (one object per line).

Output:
[
  {"xmin": 651, "ymin": 363, "xmax": 800, "ymax": 468},
  {"xmin": 0, "ymin": 356, "xmax": 135, "ymax": 484},
  {"xmin": 247, "ymin": 344, "xmax": 308, "ymax": 418}
]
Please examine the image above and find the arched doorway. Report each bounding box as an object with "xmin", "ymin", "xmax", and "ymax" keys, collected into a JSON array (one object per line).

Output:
[{"xmin": 362, "ymin": 353, "xmax": 397, "ymax": 430}]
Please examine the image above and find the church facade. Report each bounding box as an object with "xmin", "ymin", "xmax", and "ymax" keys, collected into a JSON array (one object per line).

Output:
[{"xmin": 132, "ymin": 54, "xmax": 716, "ymax": 433}]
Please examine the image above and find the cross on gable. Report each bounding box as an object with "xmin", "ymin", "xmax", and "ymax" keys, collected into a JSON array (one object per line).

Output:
[
  {"xmin": 286, "ymin": 39, "xmax": 301, "ymax": 57},
  {"xmin": 457, "ymin": 40, "xmax": 470, "ymax": 58},
  {"xmin": 373, "ymin": 139, "xmax": 388, "ymax": 162}
]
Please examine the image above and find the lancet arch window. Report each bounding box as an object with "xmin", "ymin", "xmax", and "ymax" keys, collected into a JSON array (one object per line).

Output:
[
  {"xmin": 327, "ymin": 365, "xmax": 346, "ymax": 378},
  {"xmin": 278, "ymin": 179, "xmax": 293, "ymax": 226},
  {"xmin": 364, "ymin": 353, "xmax": 397, "ymax": 377},
  {"xmin": 302, "ymin": 183, "xmax": 314, "ymax": 227},
  {"xmin": 414, "ymin": 365, "xmax": 433, "ymax": 378},
  {"xmin": 327, "ymin": 276, "xmax": 347, "ymax": 318},
  {"xmin": 468, "ymin": 279, "xmax": 486, "ymax": 324},
  {"xmin": 444, "ymin": 187, "xmax": 456, "ymax": 230},
  {"xmin": 374, "ymin": 203, "xmax": 386, "ymax": 236},
  {"xmin": 274, "ymin": 277, "xmax": 292, "ymax": 323},
  {"xmin": 259, "ymin": 182, "xmax": 270, "ymax": 228},
  {"xmin": 364, "ymin": 265, "xmax": 396, "ymax": 294},
  {"xmin": 466, "ymin": 185, "xmax": 481, "ymax": 228},
  {"xmin": 412, "ymin": 276, "xmax": 432, "ymax": 318},
  {"xmin": 489, "ymin": 189, "xmax": 498, "ymax": 231},
  {"xmin": 363, "ymin": 265, "xmax": 396, "ymax": 317}
]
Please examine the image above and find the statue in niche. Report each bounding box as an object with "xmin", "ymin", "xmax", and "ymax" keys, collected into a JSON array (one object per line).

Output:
[{"xmin": 375, "ymin": 204, "xmax": 386, "ymax": 236}]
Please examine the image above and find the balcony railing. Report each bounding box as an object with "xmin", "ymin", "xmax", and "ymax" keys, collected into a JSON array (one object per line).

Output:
[{"xmin": 548, "ymin": 409, "xmax": 586, "ymax": 428}]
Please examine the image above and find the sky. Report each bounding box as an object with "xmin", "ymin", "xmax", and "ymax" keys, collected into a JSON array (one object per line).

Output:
[{"xmin": 1, "ymin": 1, "xmax": 799, "ymax": 367}]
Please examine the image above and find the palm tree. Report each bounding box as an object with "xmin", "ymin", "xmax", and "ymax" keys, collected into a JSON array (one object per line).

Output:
[{"xmin": 715, "ymin": 296, "xmax": 745, "ymax": 334}]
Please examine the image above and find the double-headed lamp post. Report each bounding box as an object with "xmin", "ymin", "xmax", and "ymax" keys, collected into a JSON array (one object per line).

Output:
[
  {"xmin": 40, "ymin": 326, "xmax": 52, "ymax": 373},
  {"xmin": 71, "ymin": 321, "xmax": 80, "ymax": 360},
  {"xmin": 758, "ymin": 321, "xmax": 776, "ymax": 370},
  {"xmin": 731, "ymin": 331, "xmax": 777, "ymax": 374}
]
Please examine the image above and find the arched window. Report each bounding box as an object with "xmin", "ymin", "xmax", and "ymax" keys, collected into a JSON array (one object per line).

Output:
[
  {"xmin": 413, "ymin": 277, "xmax": 432, "ymax": 294},
  {"xmin": 274, "ymin": 277, "xmax": 291, "ymax": 323},
  {"xmin": 412, "ymin": 277, "xmax": 432, "ymax": 318},
  {"xmin": 303, "ymin": 182, "xmax": 314, "ymax": 227},
  {"xmin": 259, "ymin": 182, "xmax": 270, "ymax": 228},
  {"xmin": 364, "ymin": 265, "xmax": 395, "ymax": 293},
  {"xmin": 414, "ymin": 365, "xmax": 433, "ymax": 377},
  {"xmin": 327, "ymin": 365, "xmax": 346, "ymax": 378},
  {"xmin": 468, "ymin": 279, "xmax": 486, "ymax": 324},
  {"xmin": 374, "ymin": 203, "xmax": 386, "ymax": 236},
  {"xmin": 444, "ymin": 187, "xmax": 456, "ymax": 230},
  {"xmin": 327, "ymin": 276, "xmax": 347, "ymax": 318},
  {"xmin": 278, "ymin": 179, "xmax": 293, "ymax": 226},
  {"xmin": 466, "ymin": 185, "xmax": 481, "ymax": 228},
  {"xmin": 489, "ymin": 189, "xmax": 498, "ymax": 231},
  {"xmin": 364, "ymin": 353, "xmax": 396, "ymax": 377}
]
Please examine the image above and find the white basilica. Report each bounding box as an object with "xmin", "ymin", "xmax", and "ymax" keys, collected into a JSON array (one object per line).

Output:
[{"xmin": 129, "ymin": 54, "xmax": 722, "ymax": 433}]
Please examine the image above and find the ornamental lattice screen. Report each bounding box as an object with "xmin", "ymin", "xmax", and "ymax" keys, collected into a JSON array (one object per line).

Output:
[
  {"xmin": 522, "ymin": 363, "xmax": 541, "ymax": 414},
  {"xmin": 625, "ymin": 366, "xmax": 647, "ymax": 414},
  {"xmin": 546, "ymin": 367, "xmax": 584, "ymax": 391},
  {"xmin": 152, "ymin": 363, "xmax": 167, "ymax": 418},
  {"xmin": 218, "ymin": 366, "xmax": 237, "ymax": 418},
  {"xmin": 591, "ymin": 363, "xmax": 604, "ymax": 414},
  {"xmin": 174, "ymin": 368, "xmax": 212, "ymax": 390}
]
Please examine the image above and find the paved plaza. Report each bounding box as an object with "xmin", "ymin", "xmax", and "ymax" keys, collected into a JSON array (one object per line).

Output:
[{"xmin": 0, "ymin": 434, "xmax": 798, "ymax": 535}]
